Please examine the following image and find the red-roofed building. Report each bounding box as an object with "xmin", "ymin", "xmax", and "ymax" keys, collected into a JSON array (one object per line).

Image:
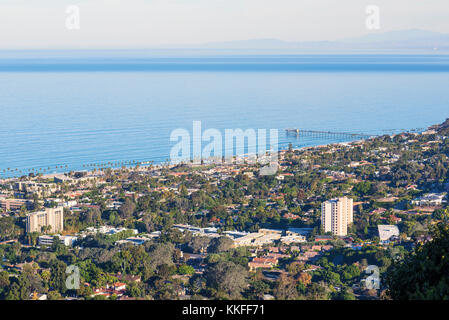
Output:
[
  {"xmin": 253, "ymin": 257, "xmax": 278, "ymax": 265},
  {"xmin": 248, "ymin": 256, "xmax": 279, "ymax": 271},
  {"xmin": 283, "ymin": 213, "xmax": 300, "ymax": 220},
  {"xmin": 92, "ymin": 282, "xmax": 127, "ymax": 298}
]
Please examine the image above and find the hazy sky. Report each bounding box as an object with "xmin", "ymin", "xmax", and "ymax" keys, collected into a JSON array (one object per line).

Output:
[{"xmin": 1, "ymin": 0, "xmax": 449, "ymax": 49}]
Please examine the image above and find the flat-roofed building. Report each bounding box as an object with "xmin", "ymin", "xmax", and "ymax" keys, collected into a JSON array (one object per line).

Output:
[
  {"xmin": 233, "ymin": 233, "xmax": 264, "ymax": 247},
  {"xmin": 38, "ymin": 235, "xmax": 54, "ymax": 246},
  {"xmin": 378, "ymin": 225, "xmax": 400, "ymax": 243},
  {"xmin": 287, "ymin": 228, "xmax": 313, "ymax": 237},
  {"xmin": 14, "ymin": 181, "xmax": 60, "ymax": 198},
  {"xmin": 0, "ymin": 198, "xmax": 33, "ymax": 212},
  {"xmin": 26, "ymin": 207, "xmax": 64, "ymax": 234},
  {"xmin": 321, "ymin": 197, "xmax": 353, "ymax": 236},
  {"xmin": 280, "ymin": 235, "xmax": 306, "ymax": 244},
  {"xmin": 233, "ymin": 230, "xmax": 282, "ymax": 248},
  {"xmin": 412, "ymin": 193, "xmax": 447, "ymax": 206},
  {"xmin": 258, "ymin": 228, "xmax": 283, "ymax": 235}
]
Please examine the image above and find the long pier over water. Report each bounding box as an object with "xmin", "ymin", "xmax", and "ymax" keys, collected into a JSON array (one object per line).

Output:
[{"xmin": 286, "ymin": 129, "xmax": 374, "ymax": 140}]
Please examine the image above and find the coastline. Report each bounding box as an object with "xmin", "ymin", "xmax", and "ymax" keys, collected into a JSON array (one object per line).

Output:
[
  {"xmin": 0, "ymin": 124, "xmax": 435, "ymax": 182},
  {"xmin": 0, "ymin": 135, "xmax": 388, "ymax": 182}
]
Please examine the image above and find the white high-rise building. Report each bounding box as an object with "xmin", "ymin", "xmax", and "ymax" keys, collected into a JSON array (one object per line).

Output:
[{"xmin": 321, "ymin": 197, "xmax": 353, "ymax": 236}]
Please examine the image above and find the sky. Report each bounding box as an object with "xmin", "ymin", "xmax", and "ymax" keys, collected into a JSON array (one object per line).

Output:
[{"xmin": 0, "ymin": 0, "xmax": 448, "ymax": 49}]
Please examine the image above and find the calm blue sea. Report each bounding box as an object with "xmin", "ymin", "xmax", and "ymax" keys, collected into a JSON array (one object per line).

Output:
[{"xmin": 1, "ymin": 54, "xmax": 449, "ymax": 177}]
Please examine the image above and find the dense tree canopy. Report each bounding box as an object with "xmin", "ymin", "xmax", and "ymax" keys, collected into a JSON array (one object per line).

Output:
[
  {"xmin": 387, "ymin": 224, "xmax": 449, "ymax": 299},
  {"xmin": 205, "ymin": 261, "xmax": 248, "ymax": 299}
]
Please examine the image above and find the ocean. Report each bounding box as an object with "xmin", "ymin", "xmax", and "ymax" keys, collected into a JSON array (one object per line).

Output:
[{"xmin": 1, "ymin": 54, "xmax": 449, "ymax": 177}]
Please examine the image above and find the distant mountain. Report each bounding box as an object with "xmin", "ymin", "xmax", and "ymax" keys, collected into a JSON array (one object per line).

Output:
[
  {"xmin": 192, "ymin": 29, "xmax": 449, "ymax": 52},
  {"xmin": 199, "ymin": 38, "xmax": 298, "ymax": 49},
  {"xmin": 193, "ymin": 38, "xmax": 331, "ymax": 50},
  {"xmin": 338, "ymin": 29, "xmax": 449, "ymax": 49}
]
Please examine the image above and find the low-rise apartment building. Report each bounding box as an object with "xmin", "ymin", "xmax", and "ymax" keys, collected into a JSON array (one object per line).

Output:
[{"xmin": 0, "ymin": 197, "xmax": 33, "ymax": 211}]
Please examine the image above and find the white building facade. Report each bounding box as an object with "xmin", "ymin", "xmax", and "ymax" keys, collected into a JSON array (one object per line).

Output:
[
  {"xmin": 26, "ymin": 207, "xmax": 64, "ymax": 233},
  {"xmin": 321, "ymin": 197, "xmax": 353, "ymax": 236}
]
